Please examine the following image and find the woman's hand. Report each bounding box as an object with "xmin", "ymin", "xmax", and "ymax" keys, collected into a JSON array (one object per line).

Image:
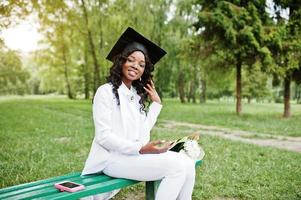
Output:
[
  {"xmin": 144, "ymin": 80, "xmax": 161, "ymax": 104},
  {"xmin": 139, "ymin": 140, "xmax": 171, "ymax": 154}
]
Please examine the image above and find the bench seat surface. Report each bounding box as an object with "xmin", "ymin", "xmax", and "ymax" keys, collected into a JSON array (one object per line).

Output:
[{"xmin": 0, "ymin": 159, "xmax": 202, "ymax": 200}]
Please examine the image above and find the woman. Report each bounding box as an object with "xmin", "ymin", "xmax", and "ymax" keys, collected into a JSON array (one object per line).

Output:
[{"xmin": 82, "ymin": 27, "xmax": 196, "ymax": 200}]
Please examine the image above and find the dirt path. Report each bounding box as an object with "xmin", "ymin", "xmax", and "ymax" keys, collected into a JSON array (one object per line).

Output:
[{"xmin": 156, "ymin": 120, "xmax": 301, "ymax": 153}]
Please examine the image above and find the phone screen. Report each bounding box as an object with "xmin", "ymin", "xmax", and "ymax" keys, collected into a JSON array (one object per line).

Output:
[{"xmin": 59, "ymin": 182, "xmax": 80, "ymax": 188}]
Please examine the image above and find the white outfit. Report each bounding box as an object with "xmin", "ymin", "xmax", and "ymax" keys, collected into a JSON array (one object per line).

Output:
[{"xmin": 82, "ymin": 82, "xmax": 195, "ymax": 200}]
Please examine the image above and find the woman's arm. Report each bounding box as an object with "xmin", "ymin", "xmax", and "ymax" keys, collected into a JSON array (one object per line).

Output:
[{"xmin": 139, "ymin": 80, "xmax": 163, "ymax": 145}]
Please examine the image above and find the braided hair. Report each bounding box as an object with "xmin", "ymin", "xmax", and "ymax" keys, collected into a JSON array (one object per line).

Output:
[{"xmin": 106, "ymin": 49, "xmax": 154, "ymax": 113}]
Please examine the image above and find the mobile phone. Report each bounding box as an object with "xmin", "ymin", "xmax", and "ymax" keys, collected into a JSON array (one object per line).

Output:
[{"xmin": 54, "ymin": 181, "xmax": 85, "ymax": 192}]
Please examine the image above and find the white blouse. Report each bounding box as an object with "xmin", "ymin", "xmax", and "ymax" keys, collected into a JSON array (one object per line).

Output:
[{"xmin": 82, "ymin": 82, "xmax": 162, "ymax": 175}]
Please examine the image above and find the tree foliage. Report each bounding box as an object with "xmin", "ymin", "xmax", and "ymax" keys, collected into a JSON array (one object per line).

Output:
[
  {"xmin": 0, "ymin": 42, "xmax": 29, "ymax": 95},
  {"xmin": 0, "ymin": 0, "xmax": 300, "ymax": 118},
  {"xmin": 194, "ymin": 0, "xmax": 273, "ymax": 114},
  {"xmin": 267, "ymin": 0, "xmax": 301, "ymax": 117}
]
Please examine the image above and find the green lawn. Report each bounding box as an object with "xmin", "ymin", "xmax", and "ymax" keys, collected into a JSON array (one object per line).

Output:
[
  {"xmin": 160, "ymin": 98, "xmax": 301, "ymax": 137},
  {"xmin": 0, "ymin": 96, "xmax": 300, "ymax": 199}
]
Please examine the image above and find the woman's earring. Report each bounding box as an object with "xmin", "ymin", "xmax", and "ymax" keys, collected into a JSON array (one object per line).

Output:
[{"xmin": 139, "ymin": 77, "xmax": 142, "ymax": 82}]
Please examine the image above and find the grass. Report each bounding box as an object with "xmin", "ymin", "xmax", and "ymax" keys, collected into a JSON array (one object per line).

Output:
[
  {"xmin": 160, "ymin": 99, "xmax": 301, "ymax": 137},
  {"xmin": 1, "ymin": 96, "xmax": 301, "ymax": 199},
  {"xmin": 112, "ymin": 130, "xmax": 301, "ymax": 200},
  {"xmin": 152, "ymin": 131, "xmax": 301, "ymax": 200},
  {"xmin": 0, "ymin": 98, "xmax": 93, "ymax": 187}
]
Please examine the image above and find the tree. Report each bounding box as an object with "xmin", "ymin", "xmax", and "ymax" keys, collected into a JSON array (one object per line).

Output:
[
  {"xmin": 79, "ymin": 0, "xmax": 101, "ymax": 95},
  {"xmin": 194, "ymin": 0, "xmax": 273, "ymax": 114},
  {"xmin": 164, "ymin": 0, "xmax": 201, "ymax": 103},
  {"xmin": 271, "ymin": 0, "xmax": 301, "ymax": 117},
  {"xmin": 38, "ymin": 2, "xmax": 76, "ymax": 98},
  {"xmin": 0, "ymin": 0, "xmax": 32, "ymax": 29},
  {"xmin": 0, "ymin": 42, "xmax": 30, "ymax": 95},
  {"xmin": 292, "ymin": 67, "xmax": 301, "ymax": 103}
]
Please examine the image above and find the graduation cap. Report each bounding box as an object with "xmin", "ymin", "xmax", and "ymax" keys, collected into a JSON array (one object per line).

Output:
[{"xmin": 106, "ymin": 27, "xmax": 166, "ymax": 65}]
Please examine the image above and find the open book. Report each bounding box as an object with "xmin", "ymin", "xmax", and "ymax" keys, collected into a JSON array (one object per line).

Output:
[{"xmin": 168, "ymin": 133, "xmax": 200, "ymax": 152}]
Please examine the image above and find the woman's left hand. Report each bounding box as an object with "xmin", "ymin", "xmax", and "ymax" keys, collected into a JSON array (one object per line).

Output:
[{"xmin": 144, "ymin": 80, "xmax": 161, "ymax": 104}]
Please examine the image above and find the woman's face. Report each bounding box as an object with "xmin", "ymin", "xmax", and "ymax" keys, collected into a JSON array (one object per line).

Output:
[{"xmin": 122, "ymin": 51, "xmax": 146, "ymax": 85}]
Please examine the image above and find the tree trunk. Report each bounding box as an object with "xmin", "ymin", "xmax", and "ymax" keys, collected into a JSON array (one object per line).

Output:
[
  {"xmin": 59, "ymin": 24, "xmax": 74, "ymax": 99},
  {"xmin": 283, "ymin": 75, "xmax": 291, "ymax": 118},
  {"xmin": 98, "ymin": 1, "xmax": 105, "ymax": 83},
  {"xmin": 297, "ymin": 84, "xmax": 301, "ymax": 104},
  {"xmin": 187, "ymin": 85, "xmax": 191, "ymax": 103},
  {"xmin": 247, "ymin": 97, "xmax": 251, "ymax": 104},
  {"xmin": 190, "ymin": 66, "xmax": 197, "ymax": 103},
  {"xmin": 62, "ymin": 43, "xmax": 74, "ymax": 99},
  {"xmin": 81, "ymin": 0, "xmax": 100, "ymax": 95},
  {"xmin": 64, "ymin": 64, "xmax": 73, "ymax": 99},
  {"xmin": 83, "ymin": 43, "xmax": 90, "ymax": 99},
  {"xmin": 188, "ymin": 81, "xmax": 196, "ymax": 103},
  {"xmin": 200, "ymin": 79, "xmax": 206, "ymax": 103},
  {"xmin": 192, "ymin": 81, "xmax": 196, "ymax": 104},
  {"xmin": 236, "ymin": 61, "xmax": 242, "ymax": 115},
  {"xmin": 178, "ymin": 71, "xmax": 185, "ymax": 103}
]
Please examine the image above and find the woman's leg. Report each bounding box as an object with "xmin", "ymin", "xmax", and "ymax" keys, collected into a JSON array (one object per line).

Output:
[
  {"xmin": 176, "ymin": 153, "xmax": 196, "ymax": 200},
  {"xmin": 103, "ymin": 151, "xmax": 195, "ymax": 200}
]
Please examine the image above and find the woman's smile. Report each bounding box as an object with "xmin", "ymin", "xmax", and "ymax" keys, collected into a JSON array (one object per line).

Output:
[{"xmin": 128, "ymin": 68, "xmax": 138, "ymax": 76}]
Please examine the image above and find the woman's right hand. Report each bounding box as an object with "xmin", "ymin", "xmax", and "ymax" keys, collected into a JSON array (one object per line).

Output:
[{"xmin": 139, "ymin": 140, "xmax": 171, "ymax": 154}]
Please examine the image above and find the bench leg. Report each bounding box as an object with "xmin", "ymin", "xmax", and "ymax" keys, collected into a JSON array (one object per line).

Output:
[{"xmin": 145, "ymin": 180, "xmax": 160, "ymax": 200}]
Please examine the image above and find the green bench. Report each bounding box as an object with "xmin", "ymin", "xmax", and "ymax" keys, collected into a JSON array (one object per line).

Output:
[{"xmin": 0, "ymin": 159, "xmax": 202, "ymax": 200}]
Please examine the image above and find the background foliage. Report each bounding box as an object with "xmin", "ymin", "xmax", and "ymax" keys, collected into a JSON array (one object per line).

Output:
[{"xmin": 0, "ymin": 0, "xmax": 300, "ymax": 117}]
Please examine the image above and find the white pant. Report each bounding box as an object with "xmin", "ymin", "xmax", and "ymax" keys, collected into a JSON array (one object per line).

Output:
[{"xmin": 103, "ymin": 151, "xmax": 196, "ymax": 200}]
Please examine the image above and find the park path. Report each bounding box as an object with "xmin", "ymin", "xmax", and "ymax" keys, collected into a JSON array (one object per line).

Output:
[{"xmin": 156, "ymin": 120, "xmax": 301, "ymax": 153}]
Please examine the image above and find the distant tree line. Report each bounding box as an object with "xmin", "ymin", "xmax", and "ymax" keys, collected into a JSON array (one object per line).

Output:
[{"xmin": 0, "ymin": 0, "xmax": 300, "ymax": 118}]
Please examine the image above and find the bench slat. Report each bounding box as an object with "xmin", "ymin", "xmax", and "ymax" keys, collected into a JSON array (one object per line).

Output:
[
  {"xmin": 33, "ymin": 178, "xmax": 139, "ymax": 200},
  {"xmin": 0, "ymin": 177, "xmax": 77, "ymax": 199},
  {"xmin": 1, "ymin": 175, "xmax": 112, "ymax": 200},
  {"xmin": 195, "ymin": 159, "xmax": 202, "ymax": 167},
  {"xmin": 0, "ymin": 172, "xmax": 80, "ymax": 194}
]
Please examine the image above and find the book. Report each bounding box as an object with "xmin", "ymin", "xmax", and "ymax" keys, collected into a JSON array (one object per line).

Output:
[{"xmin": 168, "ymin": 133, "xmax": 200, "ymax": 152}]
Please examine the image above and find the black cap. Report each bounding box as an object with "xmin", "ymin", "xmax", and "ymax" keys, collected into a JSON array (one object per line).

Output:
[{"xmin": 106, "ymin": 27, "xmax": 166, "ymax": 65}]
